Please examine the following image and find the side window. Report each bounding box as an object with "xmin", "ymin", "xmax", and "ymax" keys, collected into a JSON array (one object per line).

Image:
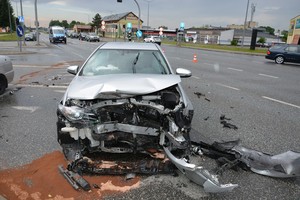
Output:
[
  {"xmin": 50, "ymin": 29, "xmax": 53, "ymax": 34},
  {"xmin": 286, "ymin": 46, "xmax": 298, "ymax": 52}
]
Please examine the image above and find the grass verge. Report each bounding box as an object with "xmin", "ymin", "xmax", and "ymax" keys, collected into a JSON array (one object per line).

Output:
[
  {"xmin": 0, "ymin": 33, "xmax": 18, "ymax": 41},
  {"xmin": 162, "ymin": 40, "xmax": 268, "ymax": 55}
]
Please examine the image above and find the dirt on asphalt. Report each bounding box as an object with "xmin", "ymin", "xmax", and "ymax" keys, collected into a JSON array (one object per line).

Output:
[{"xmin": 0, "ymin": 151, "xmax": 140, "ymax": 200}]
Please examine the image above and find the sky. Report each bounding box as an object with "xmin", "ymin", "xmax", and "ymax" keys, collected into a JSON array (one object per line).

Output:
[{"xmin": 11, "ymin": 0, "xmax": 300, "ymax": 31}]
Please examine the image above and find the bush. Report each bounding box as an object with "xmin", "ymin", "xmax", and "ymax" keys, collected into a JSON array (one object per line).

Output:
[
  {"xmin": 257, "ymin": 37, "xmax": 266, "ymax": 44},
  {"xmin": 231, "ymin": 39, "xmax": 238, "ymax": 46}
]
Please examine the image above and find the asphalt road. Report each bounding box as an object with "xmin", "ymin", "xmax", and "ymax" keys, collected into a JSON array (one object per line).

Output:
[{"xmin": 0, "ymin": 34, "xmax": 299, "ymax": 199}]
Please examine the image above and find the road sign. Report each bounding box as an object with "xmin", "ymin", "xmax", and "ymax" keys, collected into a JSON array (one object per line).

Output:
[
  {"xmin": 179, "ymin": 22, "xmax": 185, "ymax": 31},
  {"xmin": 136, "ymin": 30, "xmax": 142, "ymax": 38},
  {"xmin": 18, "ymin": 16, "xmax": 24, "ymax": 23},
  {"xmin": 101, "ymin": 25, "xmax": 105, "ymax": 30},
  {"xmin": 16, "ymin": 25, "xmax": 24, "ymax": 37}
]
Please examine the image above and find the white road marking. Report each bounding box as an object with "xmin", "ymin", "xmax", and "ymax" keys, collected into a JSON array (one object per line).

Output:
[
  {"xmin": 192, "ymin": 76, "xmax": 200, "ymax": 79},
  {"xmin": 228, "ymin": 67, "xmax": 243, "ymax": 72},
  {"xmin": 13, "ymin": 64, "xmax": 49, "ymax": 68},
  {"xmin": 15, "ymin": 84, "xmax": 68, "ymax": 89},
  {"xmin": 258, "ymin": 73, "xmax": 278, "ymax": 79},
  {"xmin": 215, "ymin": 83, "xmax": 240, "ymax": 91},
  {"xmin": 54, "ymin": 90, "xmax": 66, "ymax": 93},
  {"xmin": 12, "ymin": 106, "xmax": 39, "ymax": 113},
  {"xmin": 70, "ymin": 51, "xmax": 85, "ymax": 59},
  {"xmin": 262, "ymin": 96, "xmax": 300, "ymax": 109}
]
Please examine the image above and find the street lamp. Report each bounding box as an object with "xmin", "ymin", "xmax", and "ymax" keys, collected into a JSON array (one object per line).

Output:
[{"xmin": 144, "ymin": 0, "xmax": 153, "ymax": 29}]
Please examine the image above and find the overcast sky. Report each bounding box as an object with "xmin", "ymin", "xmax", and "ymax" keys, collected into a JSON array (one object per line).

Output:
[{"xmin": 12, "ymin": 0, "xmax": 299, "ymax": 31}]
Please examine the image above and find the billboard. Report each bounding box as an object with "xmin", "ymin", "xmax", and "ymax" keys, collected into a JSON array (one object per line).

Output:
[{"xmin": 295, "ymin": 18, "xmax": 300, "ymax": 29}]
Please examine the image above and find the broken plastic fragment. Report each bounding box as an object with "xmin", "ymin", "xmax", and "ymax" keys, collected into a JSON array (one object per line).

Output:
[{"xmin": 163, "ymin": 147, "xmax": 238, "ymax": 193}]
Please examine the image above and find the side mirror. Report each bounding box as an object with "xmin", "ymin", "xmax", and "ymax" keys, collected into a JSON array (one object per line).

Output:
[
  {"xmin": 67, "ymin": 65, "xmax": 79, "ymax": 75},
  {"xmin": 176, "ymin": 68, "xmax": 192, "ymax": 78}
]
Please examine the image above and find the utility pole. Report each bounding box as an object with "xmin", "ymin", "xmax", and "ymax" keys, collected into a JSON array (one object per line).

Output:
[
  {"xmin": 20, "ymin": 0, "xmax": 26, "ymax": 45},
  {"xmin": 242, "ymin": 0, "xmax": 250, "ymax": 47},
  {"xmin": 34, "ymin": 0, "xmax": 39, "ymax": 45}
]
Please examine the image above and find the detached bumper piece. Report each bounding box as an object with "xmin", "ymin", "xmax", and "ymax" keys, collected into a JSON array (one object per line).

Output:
[
  {"xmin": 163, "ymin": 147, "xmax": 238, "ymax": 193},
  {"xmin": 199, "ymin": 140, "xmax": 300, "ymax": 178},
  {"xmin": 233, "ymin": 147, "xmax": 300, "ymax": 178}
]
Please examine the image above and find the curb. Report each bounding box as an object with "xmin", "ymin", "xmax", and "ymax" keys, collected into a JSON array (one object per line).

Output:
[{"xmin": 0, "ymin": 41, "xmax": 48, "ymax": 55}]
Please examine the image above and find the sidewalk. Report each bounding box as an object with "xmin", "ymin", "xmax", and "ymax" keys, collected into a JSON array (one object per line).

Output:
[{"xmin": 0, "ymin": 41, "xmax": 48, "ymax": 55}]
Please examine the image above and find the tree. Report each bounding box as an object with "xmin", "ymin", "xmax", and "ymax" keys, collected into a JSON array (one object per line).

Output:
[
  {"xmin": 159, "ymin": 25, "xmax": 168, "ymax": 30},
  {"xmin": 61, "ymin": 20, "xmax": 69, "ymax": 29},
  {"xmin": 0, "ymin": 0, "xmax": 16, "ymax": 31},
  {"xmin": 259, "ymin": 26, "xmax": 275, "ymax": 35},
  {"xmin": 92, "ymin": 13, "xmax": 101, "ymax": 33},
  {"xmin": 281, "ymin": 30, "xmax": 288, "ymax": 42},
  {"xmin": 49, "ymin": 20, "xmax": 62, "ymax": 27},
  {"xmin": 69, "ymin": 20, "xmax": 77, "ymax": 28}
]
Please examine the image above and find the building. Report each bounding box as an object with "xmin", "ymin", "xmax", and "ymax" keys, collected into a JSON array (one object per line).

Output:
[
  {"xmin": 102, "ymin": 12, "xmax": 143, "ymax": 38},
  {"xmin": 287, "ymin": 15, "xmax": 300, "ymax": 44},
  {"xmin": 73, "ymin": 24, "xmax": 92, "ymax": 33},
  {"xmin": 185, "ymin": 27, "xmax": 230, "ymax": 44},
  {"xmin": 227, "ymin": 21, "xmax": 258, "ymax": 30},
  {"xmin": 219, "ymin": 29, "xmax": 280, "ymax": 46}
]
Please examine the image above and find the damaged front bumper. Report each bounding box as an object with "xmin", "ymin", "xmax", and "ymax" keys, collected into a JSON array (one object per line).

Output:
[{"xmin": 163, "ymin": 147, "xmax": 238, "ymax": 193}]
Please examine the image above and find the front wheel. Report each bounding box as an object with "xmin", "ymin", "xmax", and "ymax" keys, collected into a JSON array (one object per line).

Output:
[
  {"xmin": 275, "ymin": 56, "xmax": 284, "ymax": 64},
  {"xmin": 0, "ymin": 77, "xmax": 7, "ymax": 95}
]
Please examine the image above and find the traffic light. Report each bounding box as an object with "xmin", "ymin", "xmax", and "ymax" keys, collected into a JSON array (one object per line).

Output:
[
  {"xmin": 16, "ymin": 17, "xmax": 20, "ymax": 25},
  {"xmin": 127, "ymin": 32, "xmax": 132, "ymax": 41}
]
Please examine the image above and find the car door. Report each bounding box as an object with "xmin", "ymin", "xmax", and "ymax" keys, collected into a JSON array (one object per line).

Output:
[{"xmin": 284, "ymin": 46, "xmax": 299, "ymax": 63}]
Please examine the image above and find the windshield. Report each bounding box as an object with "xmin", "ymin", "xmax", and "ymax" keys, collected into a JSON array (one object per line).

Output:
[
  {"xmin": 53, "ymin": 29, "xmax": 65, "ymax": 34},
  {"xmin": 80, "ymin": 49, "xmax": 170, "ymax": 76}
]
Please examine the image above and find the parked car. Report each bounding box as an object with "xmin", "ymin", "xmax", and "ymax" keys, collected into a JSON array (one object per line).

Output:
[
  {"xmin": 144, "ymin": 35, "xmax": 161, "ymax": 45},
  {"xmin": 78, "ymin": 32, "xmax": 88, "ymax": 40},
  {"xmin": 0, "ymin": 55, "xmax": 14, "ymax": 95},
  {"xmin": 265, "ymin": 44, "xmax": 300, "ymax": 64},
  {"xmin": 85, "ymin": 32, "xmax": 100, "ymax": 42},
  {"xmin": 70, "ymin": 32, "xmax": 79, "ymax": 38},
  {"xmin": 25, "ymin": 32, "xmax": 36, "ymax": 41}
]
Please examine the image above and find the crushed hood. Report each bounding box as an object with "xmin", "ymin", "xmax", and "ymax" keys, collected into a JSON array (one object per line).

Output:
[{"xmin": 65, "ymin": 74, "xmax": 181, "ymax": 100}]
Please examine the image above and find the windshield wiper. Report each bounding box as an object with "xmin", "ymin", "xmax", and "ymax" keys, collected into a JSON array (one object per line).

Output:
[{"xmin": 132, "ymin": 52, "xmax": 140, "ymax": 73}]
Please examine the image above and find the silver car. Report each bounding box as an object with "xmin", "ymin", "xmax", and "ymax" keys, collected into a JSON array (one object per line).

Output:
[
  {"xmin": 56, "ymin": 42, "xmax": 237, "ymax": 193},
  {"xmin": 0, "ymin": 55, "xmax": 14, "ymax": 95},
  {"xmin": 57, "ymin": 41, "xmax": 193, "ymax": 154}
]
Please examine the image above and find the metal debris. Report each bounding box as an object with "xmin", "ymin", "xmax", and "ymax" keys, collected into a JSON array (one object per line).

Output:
[
  {"xmin": 125, "ymin": 173, "xmax": 136, "ymax": 181},
  {"xmin": 220, "ymin": 114, "xmax": 238, "ymax": 130},
  {"xmin": 194, "ymin": 92, "xmax": 205, "ymax": 98}
]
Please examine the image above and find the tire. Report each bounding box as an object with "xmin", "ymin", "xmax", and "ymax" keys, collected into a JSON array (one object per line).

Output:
[
  {"xmin": 275, "ymin": 56, "xmax": 284, "ymax": 64},
  {"xmin": 0, "ymin": 76, "xmax": 7, "ymax": 95}
]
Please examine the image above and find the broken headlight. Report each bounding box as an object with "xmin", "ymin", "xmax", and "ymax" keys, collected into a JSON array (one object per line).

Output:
[{"xmin": 58, "ymin": 104, "xmax": 86, "ymax": 121}]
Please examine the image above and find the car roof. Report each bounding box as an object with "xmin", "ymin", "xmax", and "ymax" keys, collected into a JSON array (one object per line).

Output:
[{"xmin": 100, "ymin": 42, "xmax": 160, "ymax": 50}]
